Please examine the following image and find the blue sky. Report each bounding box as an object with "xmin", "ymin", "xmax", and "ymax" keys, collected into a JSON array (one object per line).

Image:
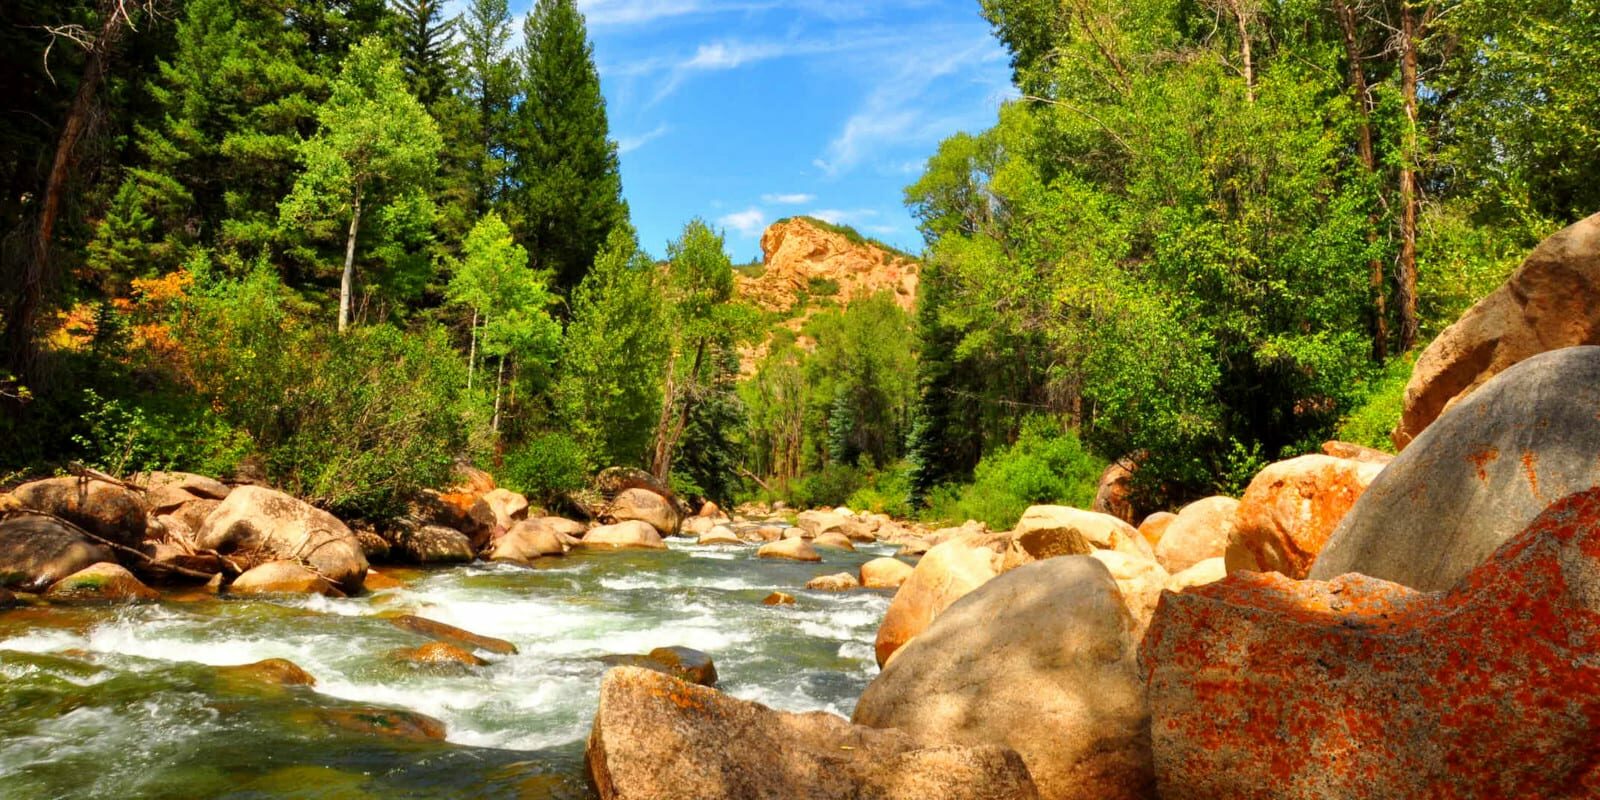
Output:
[{"xmin": 503, "ymin": 1, "xmax": 1016, "ymax": 262}]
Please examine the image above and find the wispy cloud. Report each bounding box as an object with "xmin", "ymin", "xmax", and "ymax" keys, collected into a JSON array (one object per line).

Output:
[
  {"xmin": 762, "ymin": 193, "xmax": 815, "ymax": 204},
  {"xmin": 617, "ymin": 123, "xmax": 671, "ymax": 154},
  {"xmin": 718, "ymin": 207, "xmax": 768, "ymax": 237}
]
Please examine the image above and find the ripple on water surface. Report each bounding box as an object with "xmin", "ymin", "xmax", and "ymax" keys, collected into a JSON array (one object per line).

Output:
[{"xmin": 0, "ymin": 539, "xmax": 898, "ymax": 798}]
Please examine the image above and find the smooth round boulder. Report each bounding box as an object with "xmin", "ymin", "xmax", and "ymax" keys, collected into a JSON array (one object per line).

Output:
[
  {"xmin": 804, "ymin": 572, "xmax": 860, "ymax": 591},
  {"xmin": 796, "ymin": 509, "xmax": 849, "ymax": 537},
  {"xmin": 855, "ymin": 556, "xmax": 1152, "ymax": 800},
  {"xmin": 762, "ymin": 591, "xmax": 795, "ymax": 606},
  {"xmin": 607, "ymin": 488, "xmax": 680, "ymax": 536},
  {"xmin": 681, "ymin": 516, "xmax": 716, "ymax": 537},
  {"xmin": 874, "ymin": 535, "xmax": 1000, "ymax": 666},
  {"xmin": 859, "ymin": 557, "xmax": 914, "ymax": 589},
  {"xmin": 394, "ymin": 524, "xmax": 474, "ymax": 564},
  {"xmin": 1153, "ymin": 497, "xmax": 1239, "ymax": 574},
  {"xmin": 0, "ymin": 515, "xmax": 117, "ymax": 591},
  {"xmin": 491, "ymin": 519, "xmax": 571, "ymax": 564},
  {"xmin": 1088, "ymin": 549, "xmax": 1169, "ymax": 637},
  {"xmin": 481, "ymin": 488, "xmax": 529, "ymax": 530},
  {"xmin": 1138, "ymin": 512, "xmax": 1176, "ymax": 548},
  {"xmin": 1165, "ymin": 557, "xmax": 1226, "ymax": 593},
  {"xmin": 1312, "ymin": 346, "xmax": 1600, "ymax": 590},
  {"xmin": 756, "ymin": 538, "xmax": 820, "ymax": 562},
  {"xmin": 10, "ymin": 477, "xmax": 147, "ymax": 546},
  {"xmin": 45, "ymin": 562, "xmax": 159, "ymax": 602},
  {"xmin": 196, "ymin": 486, "xmax": 367, "ymax": 593},
  {"xmin": 229, "ymin": 561, "xmax": 342, "ymax": 597},
  {"xmin": 812, "ymin": 531, "xmax": 855, "ymax": 551},
  {"xmin": 582, "ymin": 521, "xmax": 667, "ymax": 550},
  {"xmin": 1004, "ymin": 505, "xmax": 1152, "ymax": 572},
  {"xmin": 1227, "ymin": 454, "xmax": 1385, "ymax": 578},
  {"xmin": 697, "ymin": 525, "xmax": 741, "ymax": 546}
]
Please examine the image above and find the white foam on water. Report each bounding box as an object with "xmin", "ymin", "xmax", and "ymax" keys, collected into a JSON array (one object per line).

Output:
[{"xmin": 0, "ymin": 628, "xmax": 85, "ymax": 654}]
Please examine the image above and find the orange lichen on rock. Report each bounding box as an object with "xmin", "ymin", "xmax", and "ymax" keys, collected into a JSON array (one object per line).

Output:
[
  {"xmin": 1141, "ymin": 487, "xmax": 1600, "ymax": 799},
  {"xmin": 1227, "ymin": 455, "xmax": 1384, "ymax": 578}
]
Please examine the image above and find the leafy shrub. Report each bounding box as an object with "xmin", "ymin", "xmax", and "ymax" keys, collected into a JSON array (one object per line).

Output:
[
  {"xmin": 502, "ymin": 431, "xmax": 589, "ymax": 503},
  {"xmin": 921, "ymin": 419, "xmax": 1106, "ymax": 529},
  {"xmin": 791, "ymin": 462, "xmax": 866, "ymax": 509},
  {"xmin": 844, "ymin": 461, "xmax": 913, "ymax": 518},
  {"xmin": 71, "ymin": 388, "xmax": 251, "ymax": 478},
  {"xmin": 1334, "ymin": 354, "xmax": 1414, "ymax": 452},
  {"xmin": 807, "ymin": 277, "xmax": 841, "ymax": 297}
]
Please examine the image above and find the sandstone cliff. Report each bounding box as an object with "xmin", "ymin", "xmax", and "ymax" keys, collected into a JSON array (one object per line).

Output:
[{"xmin": 736, "ymin": 217, "xmax": 920, "ymax": 315}]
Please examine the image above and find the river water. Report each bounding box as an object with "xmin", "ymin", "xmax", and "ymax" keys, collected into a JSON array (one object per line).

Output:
[{"xmin": 0, "ymin": 538, "xmax": 897, "ymax": 798}]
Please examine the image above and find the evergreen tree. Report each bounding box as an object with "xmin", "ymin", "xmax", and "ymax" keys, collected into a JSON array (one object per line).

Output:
[
  {"xmin": 391, "ymin": 0, "xmax": 458, "ymax": 106},
  {"xmin": 512, "ymin": 0, "xmax": 626, "ymax": 294},
  {"xmin": 278, "ymin": 36, "xmax": 442, "ymax": 331},
  {"xmin": 459, "ymin": 0, "xmax": 518, "ymax": 213}
]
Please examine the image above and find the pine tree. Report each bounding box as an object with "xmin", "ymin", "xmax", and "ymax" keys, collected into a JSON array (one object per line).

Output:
[
  {"xmin": 391, "ymin": 0, "xmax": 458, "ymax": 106},
  {"xmin": 459, "ymin": 0, "xmax": 518, "ymax": 213},
  {"xmin": 512, "ymin": 0, "xmax": 626, "ymax": 295}
]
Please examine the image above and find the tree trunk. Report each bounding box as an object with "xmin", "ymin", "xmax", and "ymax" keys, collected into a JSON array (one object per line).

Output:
[
  {"xmin": 1336, "ymin": 0, "xmax": 1389, "ymax": 360},
  {"xmin": 650, "ymin": 341, "xmax": 705, "ymax": 481},
  {"xmin": 1397, "ymin": 1, "xmax": 1422, "ymax": 352},
  {"xmin": 466, "ymin": 309, "xmax": 479, "ymax": 390},
  {"xmin": 1234, "ymin": 0, "xmax": 1256, "ymax": 103},
  {"xmin": 5, "ymin": 2, "xmax": 132, "ymax": 381},
  {"xmin": 339, "ymin": 189, "xmax": 363, "ymax": 333},
  {"xmin": 492, "ymin": 354, "xmax": 506, "ymax": 435}
]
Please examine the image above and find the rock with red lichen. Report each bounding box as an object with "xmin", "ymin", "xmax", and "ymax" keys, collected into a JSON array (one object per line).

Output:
[
  {"xmin": 1226, "ymin": 454, "xmax": 1384, "ymax": 578},
  {"xmin": 1312, "ymin": 346, "xmax": 1600, "ymax": 590},
  {"xmin": 1141, "ymin": 487, "xmax": 1600, "ymax": 800}
]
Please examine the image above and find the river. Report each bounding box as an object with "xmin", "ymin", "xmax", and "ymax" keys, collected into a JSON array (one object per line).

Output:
[{"xmin": 0, "ymin": 538, "xmax": 896, "ymax": 798}]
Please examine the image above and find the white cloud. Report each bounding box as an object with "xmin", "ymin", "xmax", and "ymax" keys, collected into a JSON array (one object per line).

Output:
[
  {"xmin": 718, "ymin": 207, "xmax": 768, "ymax": 237},
  {"xmin": 806, "ymin": 207, "xmax": 878, "ymax": 226},
  {"xmin": 616, "ymin": 123, "xmax": 671, "ymax": 154},
  {"xmin": 762, "ymin": 193, "xmax": 815, "ymax": 204}
]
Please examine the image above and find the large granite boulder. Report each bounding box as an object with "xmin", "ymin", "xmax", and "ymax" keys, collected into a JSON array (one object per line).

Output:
[
  {"xmin": 490, "ymin": 518, "xmax": 572, "ymax": 564},
  {"xmin": 195, "ymin": 486, "xmax": 367, "ymax": 593},
  {"xmin": 581, "ymin": 521, "xmax": 667, "ymax": 551},
  {"xmin": 756, "ymin": 538, "xmax": 821, "ymax": 561},
  {"xmin": 136, "ymin": 472, "xmax": 231, "ymax": 514},
  {"xmin": 1153, "ymin": 497, "xmax": 1238, "ymax": 574},
  {"xmin": 606, "ymin": 488, "xmax": 680, "ymax": 536},
  {"xmin": 9, "ymin": 477, "xmax": 147, "ymax": 546},
  {"xmin": 874, "ymin": 535, "xmax": 1002, "ymax": 667},
  {"xmin": 859, "ymin": 557, "xmax": 914, "ymax": 589},
  {"xmin": 1226, "ymin": 454, "xmax": 1385, "ymax": 578},
  {"xmin": 1141, "ymin": 487, "xmax": 1600, "ymax": 799},
  {"xmin": 1311, "ymin": 346, "xmax": 1600, "ymax": 590},
  {"xmin": 0, "ymin": 515, "xmax": 117, "ymax": 591},
  {"xmin": 1006, "ymin": 506, "xmax": 1152, "ymax": 567},
  {"xmin": 586, "ymin": 667, "xmax": 1040, "ymax": 800},
  {"xmin": 855, "ymin": 557, "xmax": 1151, "ymax": 800},
  {"xmin": 45, "ymin": 562, "xmax": 158, "ymax": 602},
  {"xmin": 229, "ymin": 560, "xmax": 342, "ymax": 597},
  {"xmin": 392, "ymin": 523, "xmax": 474, "ymax": 564},
  {"xmin": 1395, "ymin": 212, "xmax": 1600, "ymax": 448}
]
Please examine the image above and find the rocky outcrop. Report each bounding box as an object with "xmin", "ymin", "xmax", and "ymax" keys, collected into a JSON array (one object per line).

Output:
[
  {"xmin": 1140, "ymin": 487, "xmax": 1600, "ymax": 800},
  {"xmin": 586, "ymin": 667, "xmax": 1039, "ymax": 800},
  {"xmin": 582, "ymin": 521, "xmax": 667, "ymax": 550},
  {"xmin": 229, "ymin": 560, "xmax": 342, "ymax": 597},
  {"xmin": 10, "ymin": 476, "xmax": 148, "ymax": 546},
  {"xmin": 606, "ymin": 488, "xmax": 680, "ymax": 536},
  {"xmin": 0, "ymin": 514, "xmax": 117, "ymax": 591},
  {"xmin": 1226, "ymin": 454, "xmax": 1384, "ymax": 578},
  {"xmin": 1311, "ymin": 347, "xmax": 1600, "ymax": 590},
  {"xmin": 737, "ymin": 218, "xmax": 921, "ymax": 315},
  {"xmin": 1395, "ymin": 212, "xmax": 1600, "ymax": 448},
  {"xmin": 1153, "ymin": 497, "xmax": 1238, "ymax": 574},
  {"xmin": 45, "ymin": 562, "xmax": 158, "ymax": 602},
  {"xmin": 855, "ymin": 557, "xmax": 1151, "ymax": 800},
  {"xmin": 196, "ymin": 486, "xmax": 367, "ymax": 593},
  {"xmin": 874, "ymin": 535, "xmax": 1001, "ymax": 666}
]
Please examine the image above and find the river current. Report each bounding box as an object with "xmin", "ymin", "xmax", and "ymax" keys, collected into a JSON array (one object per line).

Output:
[{"xmin": 0, "ymin": 538, "xmax": 897, "ymax": 798}]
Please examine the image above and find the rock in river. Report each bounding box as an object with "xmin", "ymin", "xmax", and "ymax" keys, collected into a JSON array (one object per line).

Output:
[
  {"xmin": 581, "ymin": 521, "xmax": 667, "ymax": 550},
  {"xmin": 9, "ymin": 476, "xmax": 148, "ymax": 547},
  {"xmin": 229, "ymin": 561, "xmax": 343, "ymax": 597},
  {"xmin": 45, "ymin": 562, "xmax": 159, "ymax": 602},
  {"xmin": 0, "ymin": 514, "xmax": 117, "ymax": 592},
  {"xmin": 756, "ymin": 538, "xmax": 821, "ymax": 562},
  {"xmin": 586, "ymin": 666, "xmax": 1040, "ymax": 800},
  {"xmin": 196, "ymin": 485, "xmax": 368, "ymax": 593}
]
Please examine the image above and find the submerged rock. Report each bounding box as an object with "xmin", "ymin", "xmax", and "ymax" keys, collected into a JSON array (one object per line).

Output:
[
  {"xmin": 196, "ymin": 485, "xmax": 367, "ymax": 593},
  {"xmin": 581, "ymin": 521, "xmax": 666, "ymax": 550},
  {"xmin": 1141, "ymin": 487, "xmax": 1600, "ymax": 799},
  {"xmin": 586, "ymin": 666, "xmax": 1040, "ymax": 800},
  {"xmin": 856, "ymin": 557, "xmax": 1151, "ymax": 800},
  {"xmin": 9, "ymin": 476, "xmax": 148, "ymax": 547},
  {"xmin": 392, "ymin": 641, "xmax": 488, "ymax": 670},
  {"xmin": 229, "ymin": 561, "xmax": 343, "ymax": 597},
  {"xmin": 600, "ymin": 646, "xmax": 718, "ymax": 687},
  {"xmin": 45, "ymin": 563, "xmax": 158, "ymax": 603},
  {"xmin": 0, "ymin": 515, "xmax": 117, "ymax": 592},
  {"xmin": 312, "ymin": 706, "xmax": 447, "ymax": 742},
  {"xmin": 805, "ymin": 572, "xmax": 859, "ymax": 591},
  {"xmin": 762, "ymin": 591, "xmax": 795, "ymax": 606},
  {"xmin": 1312, "ymin": 347, "xmax": 1600, "ymax": 590},
  {"xmin": 756, "ymin": 538, "xmax": 820, "ymax": 562},
  {"xmin": 1227, "ymin": 454, "xmax": 1383, "ymax": 578},
  {"xmin": 390, "ymin": 614, "xmax": 518, "ymax": 655},
  {"xmin": 216, "ymin": 658, "xmax": 317, "ymax": 688}
]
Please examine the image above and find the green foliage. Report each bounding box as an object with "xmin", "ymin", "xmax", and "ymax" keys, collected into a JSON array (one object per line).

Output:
[
  {"xmin": 844, "ymin": 462, "xmax": 913, "ymax": 519},
  {"xmin": 500, "ymin": 431, "xmax": 588, "ymax": 502},
  {"xmin": 792, "ymin": 462, "xmax": 867, "ymax": 510},
  {"xmin": 1334, "ymin": 355, "xmax": 1414, "ymax": 452},
  {"xmin": 448, "ymin": 212, "xmax": 561, "ymax": 364},
  {"xmin": 70, "ymin": 389, "xmax": 252, "ymax": 479},
  {"xmin": 391, "ymin": 0, "xmax": 459, "ymax": 105},
  {"xmin": 806, "ymin": 277, "xmax": 841, "ymax": 297},
  {"xmin": 921, "ymin": 420, "xmax": 1106, "ymax": 529}
]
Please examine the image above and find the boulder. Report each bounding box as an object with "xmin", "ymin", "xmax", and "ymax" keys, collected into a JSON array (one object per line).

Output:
[
  {"xmin": 196, "ymin": 486, "xmax": 367, "ymax": 593},
  {"xmin": 895, "ymin": 539, "xmax": 931, "ymax": 558},
  {"xmin": 169, "ymin": 499, "xmax": 221, "ymax": 539},
  {"xmin": 490, "ymin": 519, "xmax": 570, "ymax": 564},
  {"xmin": 392, "ymin": 641, "xmax": 487, "ymax": 669},
  {"xmin": 697, "ymin": 525, "xmax": 741, "ymax": 546},
  {"xmin": 1311, "ymin": 346, "xmax": 1600, "ymax": 590},
  {"xmin": 362, "ymin": 570, "xmax": 404, "ymax": 592},
  {"xmin": 681, "ymin": 516, "xmax": 716, "ymax": 537},
  {"xmin": 855, "ymin": 557, "xmax": 1151, "ymax": 800},
  {"xmin": 0, "ymin": 515, "xmax": 117, "ymax": 591},
  {"xmin": 697, "ymin": 501, "xmax": 721, "ymax": 518},
  {"xmin": 410, "ymin": 490, "xmax": 497, "ymax": 550},
  {"xmin": 859, "ymin": 557, "xmax": 914, "ymax": 589},
  {"xmin": 874, "ymin": 535, "xmax": 1001, "ymax": 666},
  {"xmin": 481, "ymin": 488, "xmax": 529, "ymax": 530},
  {"xmin": 762, "ymin": 591, "xmax": 795, "ymax": 606},
  {"xmin": 351, "ymin": 526, "xmax": 390, "ymax": 562},
  {"xmin": 781, "ymin": 527, "xmax": 808, "ymax": 540},
  {"xmin": 390, "ymin": 614, "xmax": 518, "ymax": 655},
  {"xmin": 1227, "ymin": 454, "xmax": 1384, "ymax": 578},
  {"xmin": 1137, "ymin": 512, "xmax": 1176, "ymax": 548},
  {"xmin": 1394, "ymin": 212, "xmax": 1600, "ymax": 449},
  {"xmin": 1153, "ymin": 497, "xmax": 1238, "ymax": 574},
  {"xmin": 756, "ymin": 538, "xmax": 821, "ymax": 562},
  {"xmin": 1005, "ymin": 506, "xmax": 1152, "ymax": 572},
  {"xmin": 1164, "ymin": 557, "xmax": 1226, "ymax": 592},
  {"xmin": 812, "ymin": 531, "xmax": 855, "ymax": 551},
  {"xmin": 600, "ymin": 646, "xmax": 718, "ymax": 687},
  {"xmin": 796, "ymin": 509, "xmax": 850, "ymax": 537},
  {"xmin": 805, "ymin": 572, "xmax": 860, "ymax": 591},
  {"xmin": 229, "ymin": 561, "xmax": 342, "ymax": 597},
  {"xmin": 216, "ymin": 658, "xmax": 316, "ymax": 688},
  {"xmin": 1088, "ymin": 549, "xmax": 1169, "ymax": 637},
  {"xmin": 582, "ymin": 521, "xmax": 667, "ymax": 551},
  {"xmin": 10, "ymin": 477, "xmax": 147, "ymax": 546},
  {"xmin": 393, "ymin": 524, "xmax": 474, "ymax": 564},
  {"xmin": 1092, "ymin": 456, "xmax": 1139, "ymax": 524},
  {"xmin": 1320, "ymin": 441, "xmax": 1394, "ymax": 464},
  {"xmin": 137, "ymin": 471, "xmax": 230, "ymax": 514},
  {"xmin": 607, "ymin": 488, "xmax": 680, "ymax": 536},
  {"xmin": 586, "ymin": 667, "xmax": 1040, "ymax": 800},
  {"xmin": 0, "ymin": 588, "xmax": 16, "ymax": 608},
  {"xmin": 1141, "ymin": 487, "xmax": 1600, "ymax": 800},
  {"xmin": 45, "ymin": 562, "xmax": 158, "ymax": 602}
]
